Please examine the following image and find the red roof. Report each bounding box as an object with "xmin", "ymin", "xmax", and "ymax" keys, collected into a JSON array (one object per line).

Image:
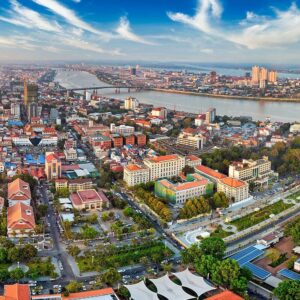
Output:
[
  {"xmin": 71, "ymin": 189, "xmax": 108, "ymax": 206},
  {"xmin": 219, "ymin": 177, "xmax": 246, "ymax": 188},
  {"xmin": 8, "ymin": 178, "xmax": 31, "ymax": 202},
  {"xmin": 196, "ymin": 165, "xmax": 227, "ymax": 180},
  {"xmin": 150, "ymin": 154, "xmax": 179, "ymax": 163},
  {"xmin": 205, "ymin": 290, "xmax": 244, "ymax": 300},
  {"xmin": 46, "ymin": 153, "xmax": 60, "ymax": 163},
  {"xmin": 7, "ymin": 203, "xmax": 36, "ymax": 231},
  {"xmin": 0, "ymin": 284, "xmax": 30, "ymax": 300}
]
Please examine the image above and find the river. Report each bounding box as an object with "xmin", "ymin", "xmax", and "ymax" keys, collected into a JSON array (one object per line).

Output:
[{"xmin": 55, "ymin": 70, "xmax": 300, "ymax": 123}]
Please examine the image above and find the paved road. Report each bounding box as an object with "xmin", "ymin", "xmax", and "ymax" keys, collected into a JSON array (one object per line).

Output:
[{"xmin": 39, "ymin": 183, "xmax": 75, "ymax": 282}]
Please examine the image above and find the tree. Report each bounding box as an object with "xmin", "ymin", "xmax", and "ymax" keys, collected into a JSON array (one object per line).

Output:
[
  {"xmin": 67, "ymin": 245, "xmax": 80, "ymax": 257},
  {"xmin": 8, "ymin": 247, "xmax": 22, "ymax": 263},
  {"xmin": 0, "ymin": 269, "xmax": 9, "ymax": 282},
  {"xmin": 22, "ymin": 244, "xmax": 37, "ymax": 261},
  {"xmin": 200, "ymin": 237, "xmax": 225, "ymax": 259},
  {"xmin": 10, "ymin": 268, "xmax": 25, "ymax": 281},
  {"xmin": 117, "ymin": 286, "xmax": 130, "ymax": 300},
  {"xmin": 65, "ymin": 280, "xmax": 83, "ymax": 293},
  {"xmin": 195, "ymin": 255, "xmax": 218, "ymax": 277},
  {"xmin": 80, "ymin": 225, "xmax": 98, "ymax": 240},
  {"xmin": 266, "ymin": 248, "xmax": 280, "ymax": 263},
  {"xmin": 181, "ymin": 244, "xmax": 202, "ymax": 264},
  {"xmin": 37, "ymin": 204, "xmax": 48, "ymax": 217},
  {"xmin": 182, "ymin": 165, "xmax": 195, "ymax": 176},
  {"xmin": 211, "ymin": 192, "xmax": 229, "ymax": 209},
  {"xmin": 274, "ymin": 280, "xmax": 300, "ymax": 300},
  {"xmin": 101, "ymin": 268, "xmax": 121, "ymax": 285},
  {"xmin": 0, "ymin": 248, "xmax": 8, "ymax": 263}
]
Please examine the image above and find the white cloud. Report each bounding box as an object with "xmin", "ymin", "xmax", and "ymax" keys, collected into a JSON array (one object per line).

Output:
[
  {"xmin": 168, "ymin": 0, "xmax": 300, "ymax": 49},
  {"xmin": 116, "ymin": 16, "xmax": 154, "ymax": 45},
  {"xmin": 0, "ymin": 0, "xmax": 61, "ymax": 32},
  {"xmin": 32, "ymin": 0, "xmax": 112, "ymax": 39}
]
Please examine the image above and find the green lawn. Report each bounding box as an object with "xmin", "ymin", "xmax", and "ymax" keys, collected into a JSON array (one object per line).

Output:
[
  {"xmin": 77, "ymin": 241, "xmax": 173, "ymax": 273},
  {"xmin": 288, "ymin": 191, "xmax": 300, "ymax": 202},
  {"xmin": 230, "ymin": 200, "xmax": 294, "ymax": 231},
  {"xmin": 210, "ymin": 226, "xmax": 234, "ymax": 239}
]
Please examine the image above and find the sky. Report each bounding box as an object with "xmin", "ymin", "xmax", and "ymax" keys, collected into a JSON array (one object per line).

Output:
[{"xmin": 0, "ymin": 0, "xmax": 300, "ymax": 64}]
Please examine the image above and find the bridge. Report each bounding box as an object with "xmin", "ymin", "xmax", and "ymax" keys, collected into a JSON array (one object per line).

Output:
[{"xmin": 58, "ymin": 85, "xmax": 145, "ymax": 93}]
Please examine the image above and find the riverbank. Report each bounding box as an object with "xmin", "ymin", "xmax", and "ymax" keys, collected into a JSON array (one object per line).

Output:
[{"xmin": 150, "ymin": 88, "xmax": 300, "ymax": 103}]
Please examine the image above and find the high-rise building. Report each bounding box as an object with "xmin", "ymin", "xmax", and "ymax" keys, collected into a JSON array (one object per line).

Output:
[
  {"xmin": 252, "ymin": 66, "xmax": 277, "ymax": 85},
  {"xmin": 27, "ymin": 102, "xmax": 38, "ymax": 121},
  {"xmin": 268, "ymin": 70, "xmax": 277, "ymax": 83},
  {"xmin": 24, "ymin": 82, "xmax": 38, "ymax": 107},
  {"xmin": 259, "ymin": 67, "xmax": 268, "ymax": 81},
  {"xmin": 45, "ymin": 152, "xmax": 62, "ymax": 180},
  {"xmin": 10, "ymin": 103, "xmax": 21, "ymax": 119},
  {"xmin": 124, "ymin": 97, "xmax": 139, "ymax": 110},
  {"xmin": 252, "ymin": 66, "xmax": 260, "ymax": 84}
]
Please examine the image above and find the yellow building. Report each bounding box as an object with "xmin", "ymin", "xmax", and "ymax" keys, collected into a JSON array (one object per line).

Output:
[
  {"xmin": 217, "ymin": 177, "xmax": 249, "ymax": 203},
  {"xmin": 24, "ymin": 81, "xmax": 38, "ymax": 107},
  {"xmin": 45, "ymin": 152, "xmax": 62, "ymax": 180}
]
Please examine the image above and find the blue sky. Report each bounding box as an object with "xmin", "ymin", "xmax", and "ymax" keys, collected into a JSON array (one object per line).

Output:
[{"xmin": 0, "ymin": 0, "xmax": 299, "ymax": 63}]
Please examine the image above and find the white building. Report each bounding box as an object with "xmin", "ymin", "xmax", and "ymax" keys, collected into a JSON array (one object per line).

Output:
[
  {"xmin": 229, "ymin": 156, "xmax": 276, "ymax": 186},
  {"xmin": 217, "ymin": 177, "xmax": 249, "ymax": 203},
  {"xmin": 10, "ymin": 103, "xmax": 21, "ymax": 119},
  {"xmin": 151, "ymin": 107, "xmax": 168, "ymax": 119},
  {"xmin": 177, "ymin": 133, "xmax": 205, "ymax": 149},
  {"xmin": 110, "ymin": 123, "xmax": 135, "ymax": 135},
  {"xmin": 123, "ymin": 164, "xmax": 150, "ymax": 186},
  {"xmin": 124, "ymin": 97, "xmax": 139, "ymax": 110},
  {"xmin": 144, "ymin": 154, "xmax": 185, "ymax": 181},
  {"xmin": 290, "ymin": 123, "xmax": 300, "ymax": 134}
]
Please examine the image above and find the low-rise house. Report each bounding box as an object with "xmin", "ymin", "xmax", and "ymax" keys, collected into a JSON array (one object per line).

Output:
[{"xmin": 70, "ymin": 189, "xmax": 108, "ymax": 211}]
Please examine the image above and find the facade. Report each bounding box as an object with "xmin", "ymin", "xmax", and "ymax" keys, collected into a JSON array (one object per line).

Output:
[
  {"xmin": 186, "ymin": 155, "xmax": 202, "ymax": 167},
  {"xmin": 10, "ymin": 103, "xmax": 21, "ymax": 119},
  {"xmin": 177, "ymin": 132, "xmax": 205, "ymax": 149},
  {"xmin": 155, "ymin": 174, "xmax": 213, "ymax": 204},
  {"xmin": 124, "ymin": 97, "xmax": 139, "ymax": 110},
  {"xmin": 229, "ymin": 156, "xmax": 275, "ymax": 186},
  {"xmin": 151, "ymin": 107, "xmax": 168, "ymax": 119},
  {"xmin": 112, "ymin": 134, "xmax": 124, "ymax": 148},
  {"xmin": 110, "ymin": 123, "xmax": 135, "ymax": 135},
  {"xmin": 205, "ymin": 108, "xmax": 216, "ymax": 124},
  {"xmin": 70, "ymin": 189, "xmax": 108, "ymax": 211},
  {"xmin": 7, "ymin": 202, "xmax": 36, "ymax": 237},
  {"xmin": 8, "ymin": 178, "xmax": 31, "ymax": 207},
  {"xmin": 195, "ymin": 165, "xmax": 227, "ymax": 184},
  {"xmin": 135, "ymin": 133, "xmax": 147, "ymax": 146},
  {"xmin": 217, "ymin": 177, "xmax": 249, "ymax": 203},
  {"xmin": 55, "ymin": 178, "xmax": 93, "ymax": 192},
  {"xmin": 144, "ymin": 154, "xmax": 185, "ymax": 181},
  {"xmin": 45, "ymin": 152, "xmax": 62, "ymax": 180},
  {"xmin": 24, "ymin": 82, "xmax": 38, "ymax": 107},
  {"xmin": 124, "ymin": 134, "xmax": 135, "ymax": 145},
  {"xmin": 64, "ymin": 148, "xmax": 77, "ymax": 161},
  {"xmin": 123, "ymin": 164, "xmax": 150, "ymax": 186}
]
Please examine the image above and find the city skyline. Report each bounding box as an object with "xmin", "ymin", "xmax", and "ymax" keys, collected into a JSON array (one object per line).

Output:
[{"xmin": 0, "ymin": 0, "xmax": 299, "ymax": 63}]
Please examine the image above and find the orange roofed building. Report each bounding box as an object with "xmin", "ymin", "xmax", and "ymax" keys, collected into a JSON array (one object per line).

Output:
[
  {"xmin": 8, "ymin": 178, "xmax": 32, "ymax": 207},
  {"xmin": 45, "ymin": 152, "xmax": 62, "ymax": 180},
  {"xmin": 7, "ymin": 203, "xmax": 36, "ymax": 237},
  {"xmin": 0, "ymin": 284, "xmax": 119, "ymax": 300},
  {"xmin": 205, "ymin": 290, "xmax": 244, "ymax": 300}
]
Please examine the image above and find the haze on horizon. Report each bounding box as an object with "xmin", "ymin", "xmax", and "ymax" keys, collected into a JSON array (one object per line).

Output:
[{"xmin": 0, "ymin": 0, "xmax": 300, "ymax": 64}]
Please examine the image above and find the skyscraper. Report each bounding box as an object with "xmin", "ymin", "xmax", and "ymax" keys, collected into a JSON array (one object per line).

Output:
[
  {"xmin": 268, "ymin": 70, "xmax": 277, "ymax": 83},
  {"xmin": 252, "ymin": 66, "xmax": 260, "ymax": 84},
  {"xmin": 24, "ymin": 82, "xmax": 38, "ymax": 107}
]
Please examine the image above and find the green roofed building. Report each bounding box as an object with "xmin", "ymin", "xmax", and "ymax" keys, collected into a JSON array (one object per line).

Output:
[{"xmin": 155, "ymin": 173, "xmax": 213, "ymax": 204}]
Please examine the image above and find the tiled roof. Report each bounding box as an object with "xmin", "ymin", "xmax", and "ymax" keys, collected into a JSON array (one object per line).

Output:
[
  {"xmin": 219, "ymin": 177, "xmax": 246, "ymax": 188},
  {"xmin": 1, "ymin": 284, "xmax": 30, "ymax": 300},
  {"xmin": 205, "ymin": 290, "xmax": 244, "ymax": 300},
  {"xmin": 149, "ymin": 154, "xmax": 179, "ymax": 163},
  {"xmin": 71, "ymin": 189, "xmax": 108, "ymax": 206},
  {"xmin": 7, "ymin": 203, "xmax": 35, "ymax": 230},
  {"xmin": 8, "ymin": 178, "xmax": 31, "ymax": 201},
  {"xmin": 196, "ymin": 165, "xmax": 227, "ymax": 180}
]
